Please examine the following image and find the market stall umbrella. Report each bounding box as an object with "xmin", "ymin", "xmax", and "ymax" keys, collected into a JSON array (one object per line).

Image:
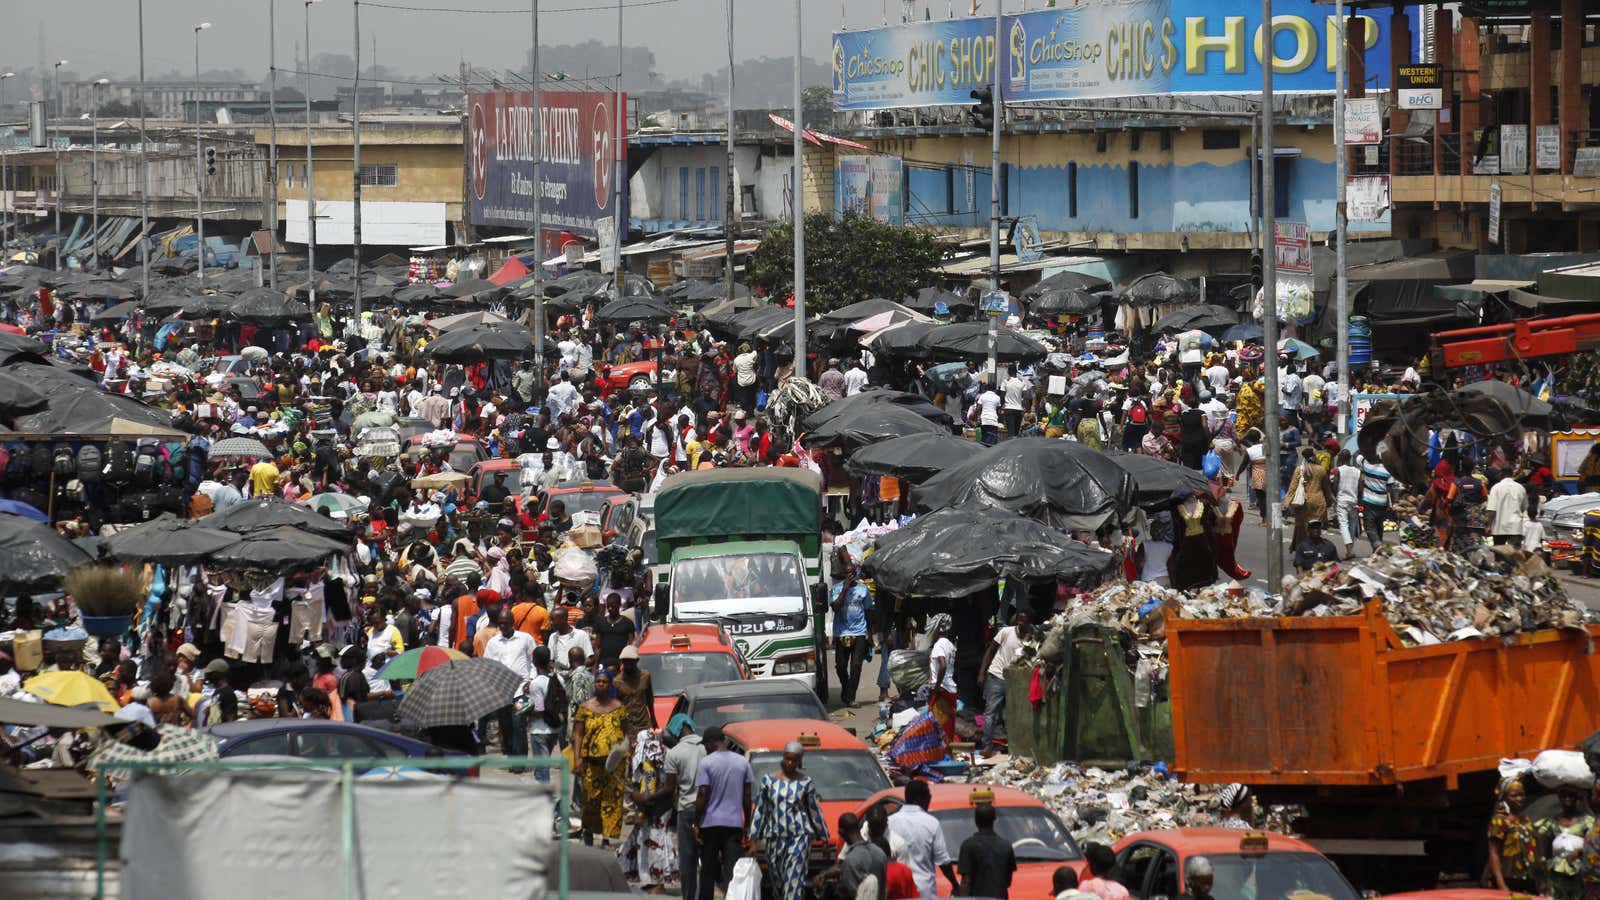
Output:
[
  {"xmin": 397, "ymin": 657, "xmax": 524, "ymax": 727},
  {"xmin": 802, "ymin": 388, "xmax": 954, "ymax": 433},
  {"xmin": 376, "ymin": 645, "xmax": 470, "ymax": 682},
  {"xmin": 22, "ymin": 670, "xmax": 118, "ymax": 714},
  {"xmin": 678, "ymin": 279, "xmax": 751, "ymax": 303},
  {"xmin": 0, "ymin": 694, "xmax": 120, "ymax": 728},
  {"xmin": 141, "ymin": 293, "xmax": 199, "ymax": 316},
  {"xmin": 902, "ymin": 287, "xmax": 972, "ymax": 316},
  {"xmin": 9, "ymin": 366, "xmax": 182, "ymax": 436},
  {"xmin": 1459, "ymin": 379, "xmax": 1554, "ymax": 421},
  {"xmin": 1151, "ymin": 304, "xmax": 1239, "ymax": 333},
  {"xmin": 90, "ymin": 724, "xmax": 219, "ymax": 770},
  {"xmin": 698, "ymin": 295, "xmax": 765, "ymax": 327},
  {"xmin": 842, "ymin": 433, "xmax": 976, "ymax": 482},
  {"xmin": 103, "ymin": 515, "xmax": 243, "ymax": 565},
  {"xmin": 0, "ymin": 513, "xmax": 99, "ymax": 591},
  {"xmin": 859, "ymin": 319, "xmax": 937, "ymax": 357},
  {"xmin": 443, "ymin": 277, "xmax": 506, "ymax": 300},
  {"xmin": 913, "ymin": 437, "xmax": 1135, "ymax": 530},
  {"xmin": 0, "ymin": 498, "xmax": 47, "ymax": 522},
  {"xmin": 429, "ymin": 309, "xmax": 511, "ymax": 332},
  {"xmin": 804, "ymin": 400, "xmax": 947, "ymax": 451},
  {"xmin": 58, "ymin": 280, "xmax": 136, "ymax": 302},
  {"xmin": 544, "ymin": 270, "xmax": 608, "ymax": 297},
  {"xmin": 1106, "ymin": 451, "xmax": 1213, "ymax": 509},
  {"xmin": 0, "ymin": 331, "xmax": 48, "ymax": 356},
  {"xmin": 211, "ymin": 525, "xmax": 352, "ymax": 569},
  {"xmin": 90, "ymin": 299, "xmax": 143, "ymax": 324},
  {"xmin": 306, "ymin": 492, "xmax": 367, "ymax": 518},
  {"xmin": 200, "ymin": 495, "xmax": 353, "ymax": 539},
  {"xmin": 208, "ymin": 436, "xmax": 274, "ymax": 461},
  {"xmin": 738, "ymin": 307, "xmax": 798, "ymax": 342},
  {"xmin": 1028, "ymin": 288, "xmax": 1102, "ymax": 317},
  {"xmin": 226, "ymin": 288, "xmax": 311, "ymax": 325},
  {"xmin": 819, "ymin": 297, "xmax": 926, "ymax": 326},
  {"xmin": 862, "ymin": 506, "xmax": 1117, "ymax": 597},
  {"xmin": 394, "ymin": 283, "xmax": 445, "ymax": 305},
  {"xmin": 1123, "ymin": 272, "xmax": 1199, "ymax": 306},
  {"xmin": 596, "ymin": 296, "xmax": 676, "ymax": 323},
  {"xmin": 0, "ymin": 371, "xmax": 49, "ymax": 419},
  {"xmin": 175, "ymin": 293, "xmax": 234, "ymax": 319},
  {"xmin": 1277, "ymin": 337, "xmax": 1321, "ymax": 360},
  {"xmin": 1021, "ymin": 270, "xmax": 1112, "ymax": 298},
  {"xmin": 919, "ymin": 321, "xmax": 1050, "ymax": 362},
  {"xmin": 544, "ymin": 288, "xmax": 588, "ymax": 313},
  {"xmin": 423, "ymin": 322, "xmax": 533, "ymax": 361},
  {"xmin": 1220, "ymin": 322, "xmax": 1264, "ymax": 342}
]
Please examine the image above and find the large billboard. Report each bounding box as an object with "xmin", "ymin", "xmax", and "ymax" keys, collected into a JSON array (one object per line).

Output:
[
  {"xmin": 467, "ymin": 89, "xmax": 627, "ymax": 236},
  {"xmin": 832, "ymin": 0, "xmax": 1406, "ymax": 110}
]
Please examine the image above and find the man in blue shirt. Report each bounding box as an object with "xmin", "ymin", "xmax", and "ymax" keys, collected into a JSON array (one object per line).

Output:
[{"xmin": 831, "ymin": 550, "xmax": 874, "ymax": 707}]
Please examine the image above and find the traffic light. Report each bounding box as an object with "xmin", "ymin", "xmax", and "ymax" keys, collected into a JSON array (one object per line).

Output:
[
  {"xmin": 970, "ymin": 86, "xmax": 995, "ymax": 131},
  {"xmin": 1249, "ymin": 252, "xmax": 1263, "ymax": 289},
  {"xmin": 205, "ymin": 146, "xmax": 216, "ymax": 176}
]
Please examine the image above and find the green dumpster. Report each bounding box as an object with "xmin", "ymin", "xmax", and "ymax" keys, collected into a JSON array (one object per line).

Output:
[
  {"xmin": 1062, "ymin": 623, "xmax": 1143, "ymax": 767},
  {"xmin": 1000, "ymin": 665, "xmax": 1069, "ymax": 765}
]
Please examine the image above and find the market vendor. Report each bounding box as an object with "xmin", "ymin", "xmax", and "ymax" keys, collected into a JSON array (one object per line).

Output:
[{"xmin": 1292, "ymin": 520, "xmax": 1341, "ymax": 573}]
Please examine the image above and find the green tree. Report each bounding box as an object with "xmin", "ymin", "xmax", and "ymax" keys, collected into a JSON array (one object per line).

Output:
[
  {"xmin": 800, "ymin": 85, "xmax": 833, "ymax": 130},
  {"xmin": 748, "ymin": 212, "xmax": 943, "ymax": 314}
]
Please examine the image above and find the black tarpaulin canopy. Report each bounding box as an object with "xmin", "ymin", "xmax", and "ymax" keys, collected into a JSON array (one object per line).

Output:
[
  {"xmin": 200, "ymin": 496, "xmax": 354, "ymax": 539},
  {"xmin": 919, "ymin": 322, "xmax": 1049, "ymax": 361},
  {"xmin": 8, "ymin": 362, "xmax": 182, "ymax": 436},
  {"xmin": 801, "ymin": 388, "xmax": 953, "ymax": 433},
  {"xmin": 1458, "ymin": 378, "xmax": 1553, "ymax": 421},
  {"xmin": 1106, "ymin": 451, "xmax": 1213, "ymax": 509},
  {"xmin": 913, "ymin": 437, "xmax": 1134, "ymax": 530},
  {"xmin": 862, "ymin": 506, "xmax": 1116, "ymax": 597},
  {"xmin": 0, "ymin": 512, "xmax": 93, "ymax": 592},
  {"xmin": 1151, "ymin": 304, "xmax": 1239, "ymax": 333},
  {"xmin": 902, "ymin": 287, "xmax": 973, "ymax": 315},
  {"xmin": 211, "ymin": 525, "xmax": 353, "ymax": 570},
  {"xmin": 103, "ymin": 515, "xmax": 244, "ymax": 565},
  {"xmin": 803, "ymin": 400, "xmax": 947, "ymax": 451},
  {"xmin": 1028, "ymin": 288, "xmax": 1102, "ymax": 316},
  {"xmin": 842, "ymin": 433, "xmax": 976, "ymax": 482},
  {"xmin": 423, "ymin": 322, "xmax": 533, "ymax": 361},
  {"xmin": 595, "ymin": 296, "xmax": 675, "ymax": 322},
  {"xmin": 1021, "ymin": 270, "xmax": 1111, "ymax": 297}
]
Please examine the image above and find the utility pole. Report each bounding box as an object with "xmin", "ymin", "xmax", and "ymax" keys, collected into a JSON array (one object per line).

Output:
[
  {"xmin": 352, "ymin": 0, "xmax": 363, "ymax": 323},
  {"xmin": 52, "ymin": 59, "xmax": 64, "ymax": 271},
  {"xmin": 791, "ymin": 0, "xmax": 806, "ymax": 380},
  {"xmin": 91, "ymin": 79, "xmax": 106, "ymax": 270},
  {"xmin": 304, "ymin": 0, "xmax": 320, "ymax": 305},
  {"xmin": 985, "ymin": 5, "xmax": 1001, "ymax": 382},
  {"xmin": 531, "ymin": 0, "xmax": 545, "ymax": 399},
  {"xmin": 724, "ymin": 0, "xmax": 736, "ymax": 302},
  {"xmin": 194, "ymin": 22, "xmax": 211, "ymax": 287},
  {"xmin": 2, "ymin": 72, "xmax": 14, "ymax": 252},
  {"xmin": 268, "ymin": 0, "xmax": 279, "ymax": 290},
  {"xmin": 1261, "ymin": 0, "xmax": 1284, "ymax": 590},
  {"xmin": 613, "ymin": 1, "xmax": 626, "ymax": 297},
  {"xmin": 1334, "ymin": 0, "xmax": 1351, "ymax": 435},
  {"xmin": 137, "ymin": 2, "xmax": 150, "ymax": 302}
]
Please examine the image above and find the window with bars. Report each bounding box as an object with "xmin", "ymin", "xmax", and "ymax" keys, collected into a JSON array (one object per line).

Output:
[{"xmin": 358, "ymin": 164, "xmax": 398, "ymax": 187}]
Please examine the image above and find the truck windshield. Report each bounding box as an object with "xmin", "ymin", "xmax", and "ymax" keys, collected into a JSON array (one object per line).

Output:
[
  {"xmin": 1207, "ymin": 852, "xmax": 1359, "ymax": 900},
  {"xmin": 672, "ymin": 553, "xmax": 805, "ymax": 614}
]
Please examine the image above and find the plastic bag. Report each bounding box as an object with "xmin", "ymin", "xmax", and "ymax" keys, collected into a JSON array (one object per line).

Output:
[
  {"xmin": 1532, "ymin": 749, "xmax": 1594, "ymax": 790},
  {"xmin": 1201, "ymin": 449, "xmax": 1222, "ymax": 479},
  {"xmin": 887, "ymin": 649, "xmax": 930, "ymax": 699},
  {"xmin": 726, "ymin": 857, "xmax": 762, "ymax": 900}
]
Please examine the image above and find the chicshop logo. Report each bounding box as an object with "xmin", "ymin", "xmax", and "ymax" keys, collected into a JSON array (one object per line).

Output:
[{"xmin": 846, "ymin": 37, "xmax": 905, "ymax": 80}]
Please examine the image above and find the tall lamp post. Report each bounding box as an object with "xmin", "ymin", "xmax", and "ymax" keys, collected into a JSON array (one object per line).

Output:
[
  {"xmin": 137, "ymin": 1, "xmax": 150, "ymax": 303},
  {"xmin": 1, "ymin": 72, "xmax": 13, "ymax": 250},
  {"xmin": 89, "ymin": 78, "xmax": 108, "ymax": 270},
  {"xmin": 267, "ymin": 0, "xmax": 279, "ymax": 290},
  {"xmin": 52, "ymin": 59, "xmax": 66, "ymax": 271},
  {"xmin": 304, "ymin": 0, "xmax": 321, "ymax": 304},
  {"xmin": 194, "ymin": 22, "xmax": 211, "ymax": 286}
]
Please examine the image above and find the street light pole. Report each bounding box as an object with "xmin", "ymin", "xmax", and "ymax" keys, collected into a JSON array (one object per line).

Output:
[
  {"xmin": 791, "ymin": 0, "xmax": 806, "ymax": 380},
  {"xmin": 1, "ymin": 72, "xmax": 13, "ymax": 251},
  {"xmin": 1261, "ymin": 0, "xmax": 1284, "ymax": 590},
  {"xmin": 194, "ymin": 22, "xmax": 211, "ymax": 287},
  {"xmin": 531, "ymin": 0, "xmax": 545, "ymax": 399},
  {"xmin": 90, "ymin": 78, "xmax": 107, "ymax": 270},
  {"xmin": 305, "ymin": 0, "xmax": 320, "ymax": 305},
  {"xmin": 724, "ymin": 0, "xmax": 735, "ymax": 302},
  {"xmin": 267, "ymin": 0, "xmax": 279, "ymax": 290},
  {"xmin": 1334, "ymin": 0, "xmax": 1350, "ymax": 434},
  {"xmin": 352, "ymin": 0, "xmax": 363, "ymax": 323},
  {"xmin": 986, "ymin": 4, "xmax": 1001, "ymax": 382},
  {"xmin": 52, "ymin": 60, "xmax": 66, "ymax": 271},
  {"xmin": 613, "ymin": 0, "xmax": 625, "ymax": 296},
  {"xmin": 137, "ymin": 1, "xmax": 151, "ymax": 302}
]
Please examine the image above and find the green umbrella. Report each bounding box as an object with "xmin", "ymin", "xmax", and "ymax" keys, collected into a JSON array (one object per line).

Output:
[{"xmin": 307, "ymin": 493, "xmax": 368, "ymax": 518}]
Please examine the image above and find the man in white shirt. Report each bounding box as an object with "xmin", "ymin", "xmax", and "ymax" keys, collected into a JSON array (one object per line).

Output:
[
  {"xmin": 974, "ymin": 381, "xmax": 1003, "ymax": 446},
  {"xmin": 1205, "ymin": 360, "xmax": 1231, "ymax": 396},
  {"xmin": 888, "ymin": 780, "xmax": 959, "ymax": 900},
  {"xmin": 977, "ymin": 612, "xmax": 1031, "ymax": 756},
  {"xmin": 525, "ymin": 646, "xmax": 559, "ymax": 782},
  {"xmin": 844, "ymin": 358, "xmax": 870, "ymax": 397},
  {"xmin": 546, "ymin": 606, "xmax": 594, "ymax": 669},
  {"xmin": 1486, "ymin": 468, "xmax": 1529, "ymax": 547},
  {"xmin": 1198, "ymin": 391, "xmax": 1229, "ymax": 432},
  {"xmin": 546, "ymin": 372, "xmax": 581, "ymax": 421},
  {"xmin": 733, "ymin": 343, "xmax": 760, "ymax": 411},
  {"xmin": 1279, "ymin": 367, "xmax": 1303, "ymax": 414},
  {"xmin": 1000, "ymin": 366, "xmax": 1029, "ymax": 438},
  {"xmin": 481, "ymin": 608, "xmax": 536, "ymax": 756}
]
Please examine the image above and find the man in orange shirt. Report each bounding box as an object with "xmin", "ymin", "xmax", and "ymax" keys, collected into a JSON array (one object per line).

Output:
[{"xmin": 509, "ymin": 590, "xmax": 550, "ymax": 642}]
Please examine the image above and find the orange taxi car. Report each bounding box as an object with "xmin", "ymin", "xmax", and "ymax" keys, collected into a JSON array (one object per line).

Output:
[
  {"xmin": 723, "ymin": 720, "xmax": 891, "ymax": 851},
  {"xmin": 1110, "ymin": 829, "xmax": 1361, "ymax": 900},
  {"xmin": 635, "ymin": 624, "xmax": 749, "ymax": 727},
  {"xmin": 855, "ymin": 783, "xmax": 1083, "ymax": 899}
]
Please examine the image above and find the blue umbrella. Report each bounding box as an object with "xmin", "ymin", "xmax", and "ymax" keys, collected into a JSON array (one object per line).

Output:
[
  {"xmin": 0, "ymin": 499, "xmax": 48, "ymax": 522},
  {"xmin": 1221, "ymin": 322, "xmax": 1264, "ymax": 342},
  {"xmin": 1278, "ymin": 337, "xmax": 1321, "ymax": 360}
]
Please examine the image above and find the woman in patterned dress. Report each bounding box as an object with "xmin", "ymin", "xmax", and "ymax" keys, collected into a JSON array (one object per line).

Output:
[
  {"xmin": 619, "ymin": 728, "xmax": 676, "ymax": 892},
  {"xmin": 749, "ymin": 742, "xmax": 830, "ymax": 900},
  {"xmin": 1535, "ymin": 786, "xmax": 1595, "ymax": 900},
  {"xmin": 571, "ymin": 668, "xmax": 628, "ymax": 846},
  {"xmin": 1486, "ymin": 776, "xmax": 1538, "ymax": 893}
]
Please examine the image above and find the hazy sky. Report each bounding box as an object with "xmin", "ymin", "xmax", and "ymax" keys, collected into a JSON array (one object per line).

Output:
[{"xmin": 0, "ymin": 0, "xmax": 937, "ymax": 92}]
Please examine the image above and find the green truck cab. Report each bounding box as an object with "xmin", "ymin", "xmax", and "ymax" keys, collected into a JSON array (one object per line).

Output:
[{"xmin": 652, "ymin": 468, "xmax": 829, "ymax": 698}]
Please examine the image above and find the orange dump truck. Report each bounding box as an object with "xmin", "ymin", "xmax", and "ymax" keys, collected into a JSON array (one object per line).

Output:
[{"xmin": 1165, "ymin": 600, "xmax": 1600, "ymax": 891}]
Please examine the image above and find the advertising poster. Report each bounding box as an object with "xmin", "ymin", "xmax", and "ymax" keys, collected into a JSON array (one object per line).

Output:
[
  {"xmin": 832, "ymin": 0, "xmax": 1399, "ymax": 110},
  {"xmin": 467, "ymin": 90, "xmax": 626, "ymax": 237},
  {"xmin": 835, "ymin": 155, "xmax": 906, "ymax": 225}
]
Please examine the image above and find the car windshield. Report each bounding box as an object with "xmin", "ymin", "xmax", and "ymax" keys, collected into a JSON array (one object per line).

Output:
[
  {"xmin": 639, "ymin": 530, "xmax": 657, "ymax": 564},
  {"xmin": 549, "ymin": 490, "xmax": 617, "ymax": 516},
  {"xmin": 672, "ymin": 553, "xmax": 806, "ymax": 611},
  {"xmin": 449, "ymin": 445, "xmax": 480, "ymax": 472},
  {"xmin": 749, "ymin": 750, "xmax": 890, "ymax": 802},
  {"xmin": 481, "ymin": 468, "xmax": 523, "ymax": 495},
  {"xmin": 1206, "ymin": 852, "xmax": 1359, "ymax": 900},
  {"xmin": 932, "ymin": 808, "xmax": 1082, "ymax": 862},
  {"xmin": 691, "ymin": 694, "xmax": 825, "ymax": 730},
  {"xmin": 638, "ymin": 651, "xmax": 743, "ymax": 695}
]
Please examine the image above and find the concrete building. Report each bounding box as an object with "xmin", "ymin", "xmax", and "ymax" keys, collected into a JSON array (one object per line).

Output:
[
  {"xmin": 627, "ymin": 132, "xmax": 797, "ymax": 233},
  {"xmin": 264, "ymin": 114, "xmax": 464, "ymax": 249},
  {"xmin": 58, "ymin": 80, "xmax": 267, "ymax": 120}
]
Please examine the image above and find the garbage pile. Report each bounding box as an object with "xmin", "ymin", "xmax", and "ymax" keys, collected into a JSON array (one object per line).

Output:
[{"xmin": 970, "ymin": 757, "xmax": 1301, "ymax": 844}]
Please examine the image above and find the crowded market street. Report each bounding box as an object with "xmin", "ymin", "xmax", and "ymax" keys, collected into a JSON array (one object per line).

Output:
[{"xmin": 10, "ymin": 2, "xmax": 1600, "ymax": 900}]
